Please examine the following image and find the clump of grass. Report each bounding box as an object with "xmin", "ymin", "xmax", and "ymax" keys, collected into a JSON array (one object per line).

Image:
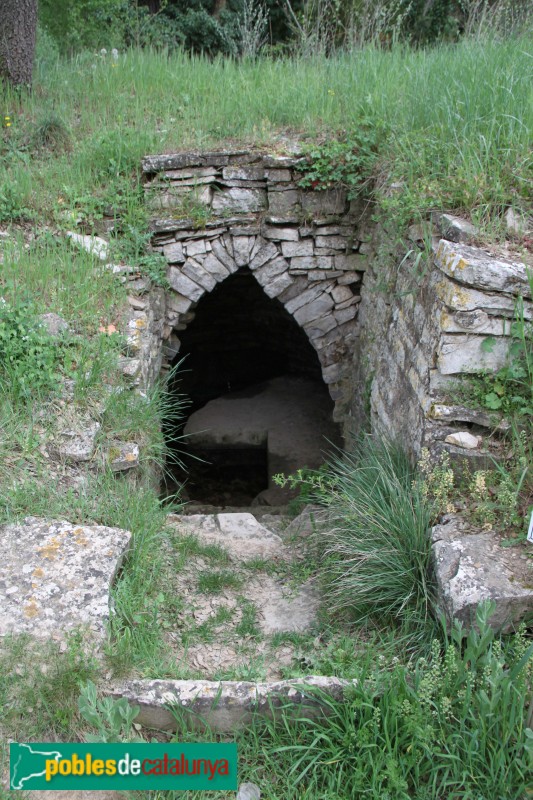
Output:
[
  {"xmin": 172, "ymin": 534, "xmax": 231, "ymax": 565},
  {"xmin": 31, "ymin": 113, "xmax": 71, "ymax": 153},
  {"xmin": 197, "ymin": 570, "xmax": 243, "ymax": 594},
  {"xmin": 306, "ymin": 436, "xmax": 435, "ymax": 633},
  {"xmin": 235, "ymin": 598, "xmax": 260, "ymax": 638}
]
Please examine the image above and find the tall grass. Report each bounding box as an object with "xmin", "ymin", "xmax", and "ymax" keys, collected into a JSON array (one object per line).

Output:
[
  {"xmin": 313, "ymin": 437, "xmax": 435, "ymax": 634},
  {"xmin": 0, "ymin": 35, "xmax": 530, "ymax": 230}
]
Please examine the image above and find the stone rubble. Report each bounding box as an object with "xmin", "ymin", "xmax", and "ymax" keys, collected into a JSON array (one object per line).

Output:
[{"xmin": 66, "ymin": 231, "xmax": 109, "ymax": 261}]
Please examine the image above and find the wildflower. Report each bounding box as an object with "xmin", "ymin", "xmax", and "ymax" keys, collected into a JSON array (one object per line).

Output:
[
  {"xmin": 472, "ymin": 471, "xmax": 488, "ymax": 500},
  {"xmin": 328, "ymin": 89, "xmax": 335, "ymax": 95},
  {"xmin": 4, "ymin": 115, "xmax": 12, "ymax": 128},
  {"xmin": 111, "ymin": 48, "xmax": 119, "ymax": 61},
  {"xmin": 100, "ymin": 48, "xmax": 107, "ymax": 56}
]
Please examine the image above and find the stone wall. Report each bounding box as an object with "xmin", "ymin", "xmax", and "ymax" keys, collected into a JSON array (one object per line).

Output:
[
  {"xmin": 142, "ymin": 149, "xmax": 370, "ymax": 422},
  {"xmin": 353, "ymin": 219, "xmax": 532, "ymax": 462},
  {"xmin": 142, "ymin": 148, "xmax": 531, "ymax": 463}
]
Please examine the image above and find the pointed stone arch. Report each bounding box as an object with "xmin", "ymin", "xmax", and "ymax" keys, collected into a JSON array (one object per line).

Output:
[
  {"xmin": 145, "ymin": 148, "xmax": 369, "ymax": 421},
  {"xmin": 156, "ymin": 227, "xmax": 362, "ymax": 421}
]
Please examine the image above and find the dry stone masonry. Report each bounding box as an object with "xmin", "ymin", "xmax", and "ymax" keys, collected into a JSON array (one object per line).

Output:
[
  {"xmin": 143, "ymin": 149, "xmax": 368, "ymax": 421},
  {"xmin": 360, "ymin": 225, "xmax": 532, "ymax": 463},
  {"xmin": 142, "ymin": 149, "xmax": 532, "ymax": 470}
]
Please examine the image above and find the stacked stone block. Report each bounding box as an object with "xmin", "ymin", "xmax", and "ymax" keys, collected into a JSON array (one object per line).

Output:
[{"xmin": 367, "ymin": 233, "xmax": 532, "ymax": 462}]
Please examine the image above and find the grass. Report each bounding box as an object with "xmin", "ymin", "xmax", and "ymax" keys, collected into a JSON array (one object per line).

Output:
[
  {"xmin": 0, "ymin": 36, "xmax": 530, "ymax": 237},
  {"xmin": 297, "ymin": 437, "xmax": 436, "ymax": 636},
  {"xmin": 171, "ymin": 532, "xmax": 231, "ymax": 566},
  {"xmin": 197, "ymin": 569, "xmax": 244, "ymax": 594},
  {"xmin": 0, "ymin": 631, "xmax": 98, "ymax": 742}
]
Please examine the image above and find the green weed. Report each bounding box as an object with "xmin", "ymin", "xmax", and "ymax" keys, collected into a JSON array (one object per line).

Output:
[
  {"xmin": 235, "ymin": 598, "xmax": 260, "ymax": 639},
  {"xmin": 78, "ymin": 680, "xmax": 142, "ymax": 743},
  {"xmin": 296, "ymin": 121, "xmax": 385, "ymax": 199},
  {"xmin": 0, "ymin": 630, "xmax": 98, "ymax": 741},
  {"xmin": 197, "ymin": 570, "xmax": 244, "ymax": 595},
  {"xmin": 172, "ymin": 534, "xmax": 230, "ymax": 565},
  {"xmin": 285, "ymin": 437, "xmax": 435, "ymax": 636},
  {"xmin": 0, "ymin": 297, "xmax": 65, "ymax": 401}
]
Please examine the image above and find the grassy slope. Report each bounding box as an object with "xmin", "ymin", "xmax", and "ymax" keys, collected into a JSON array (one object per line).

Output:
[
  {"xmin": 0, "ymin": 36, "xmax": 531, "ymax": 232},
  {"xmin": 0, "ymin": 38, "xmax": 532, "ymax": 799}
]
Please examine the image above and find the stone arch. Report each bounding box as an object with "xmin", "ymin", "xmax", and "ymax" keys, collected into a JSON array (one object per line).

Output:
[
  {"xmin": 159, "ymin": 229, "xmax": 361, "ymax": 421},
  {"xmin": 143, "ymin": 147, "xmax": 369, "ymax": 422}
]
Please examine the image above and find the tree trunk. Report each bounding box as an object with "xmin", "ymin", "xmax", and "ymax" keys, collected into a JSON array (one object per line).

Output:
[
  {"xmin": 140, "ymin": 0, "xmax": 161, "ymax": 12},
  {"xmin": 0, "ymin": 0, "xmax": 38, "ymax": 87},
  {"xmin": 212, "ymin": 0, "xmax": 227, "ymax": 18}
]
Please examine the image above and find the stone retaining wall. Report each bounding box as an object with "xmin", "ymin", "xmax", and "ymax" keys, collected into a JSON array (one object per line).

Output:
[
  {"xmin": 141, "ymin": 147, "xmax": 531, "ymax": 462},
  {"xmin": 354, "ymin": 224, "xmax": 532, "ymax": 462}
]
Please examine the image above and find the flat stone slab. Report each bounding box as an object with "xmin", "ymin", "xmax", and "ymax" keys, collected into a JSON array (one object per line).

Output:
[
  {"xmin": 110, "ymin": 676, "xmax": 357, "ymax": 733},
  {"xmin": 169, "ymin": 512, "xmax": 283, "ymax": 560},
  {"xmin": 259, "ymin": 578, "xmax": 319, "ymax": 634},
  {"xmin": 0, "ymin": 517, "xmax": 131, "ymax": 643},
  {"xmin": 431, "ymin": 514, "xmax": 533, "ymax": 632},
  {"xmin": 434, "ymin": 239, "xmax": 531, "ymax": 297}
]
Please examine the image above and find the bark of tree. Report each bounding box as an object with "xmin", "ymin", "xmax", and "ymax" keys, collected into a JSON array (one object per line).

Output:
[
  {"xmin": 212, "ymin": 0, "xmax": 227, "ymax": 18},
  {"xmin": 0, "ymin": 0, "xmax": 38, "ymax": 87}
]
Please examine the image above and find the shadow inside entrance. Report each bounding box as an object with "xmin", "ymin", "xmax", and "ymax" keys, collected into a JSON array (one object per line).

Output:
[{"xmin": 163, "ymin": 268, "xmax": 341, "ymax": 507}]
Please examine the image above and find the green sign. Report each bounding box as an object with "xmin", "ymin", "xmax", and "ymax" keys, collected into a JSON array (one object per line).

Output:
[{"xmin": 10, "ymin": 742, "xmax": 237, "ymax": 791}]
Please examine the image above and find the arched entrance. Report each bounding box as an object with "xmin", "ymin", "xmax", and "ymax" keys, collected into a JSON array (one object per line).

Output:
[{"xmin": 165, "ymin": 266, "xmax": 341, "ymax": 506}]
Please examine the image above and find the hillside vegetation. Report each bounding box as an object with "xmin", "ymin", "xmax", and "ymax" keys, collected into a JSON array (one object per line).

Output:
[{"xmin": 0, "ymin": 33, "xmax": 532, "ymax": 800}]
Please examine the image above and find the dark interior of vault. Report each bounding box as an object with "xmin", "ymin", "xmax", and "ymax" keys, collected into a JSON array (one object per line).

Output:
[{"xmin": 163, "ymin": 267, "xmax": 339, "ymax": 507}]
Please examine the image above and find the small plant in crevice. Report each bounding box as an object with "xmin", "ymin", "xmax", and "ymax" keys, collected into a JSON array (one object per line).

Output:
[
  {"xmin": 417, "ymin": 447, "xmax": 456, "ymax": 517},
  {"xmin": 110, "ymin": 206, "xmax": 169, "ymax": 288},
  {"xmin": 417, "ymin": 440, "xmax": 532, "ymax": 538},
  {"xmin": 465, "ymin": 300, "xmax": 533, "ymax": 419},
  {"xmin": 295, "ymin": 122, "xmax": 385, "ymax": 199}
]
